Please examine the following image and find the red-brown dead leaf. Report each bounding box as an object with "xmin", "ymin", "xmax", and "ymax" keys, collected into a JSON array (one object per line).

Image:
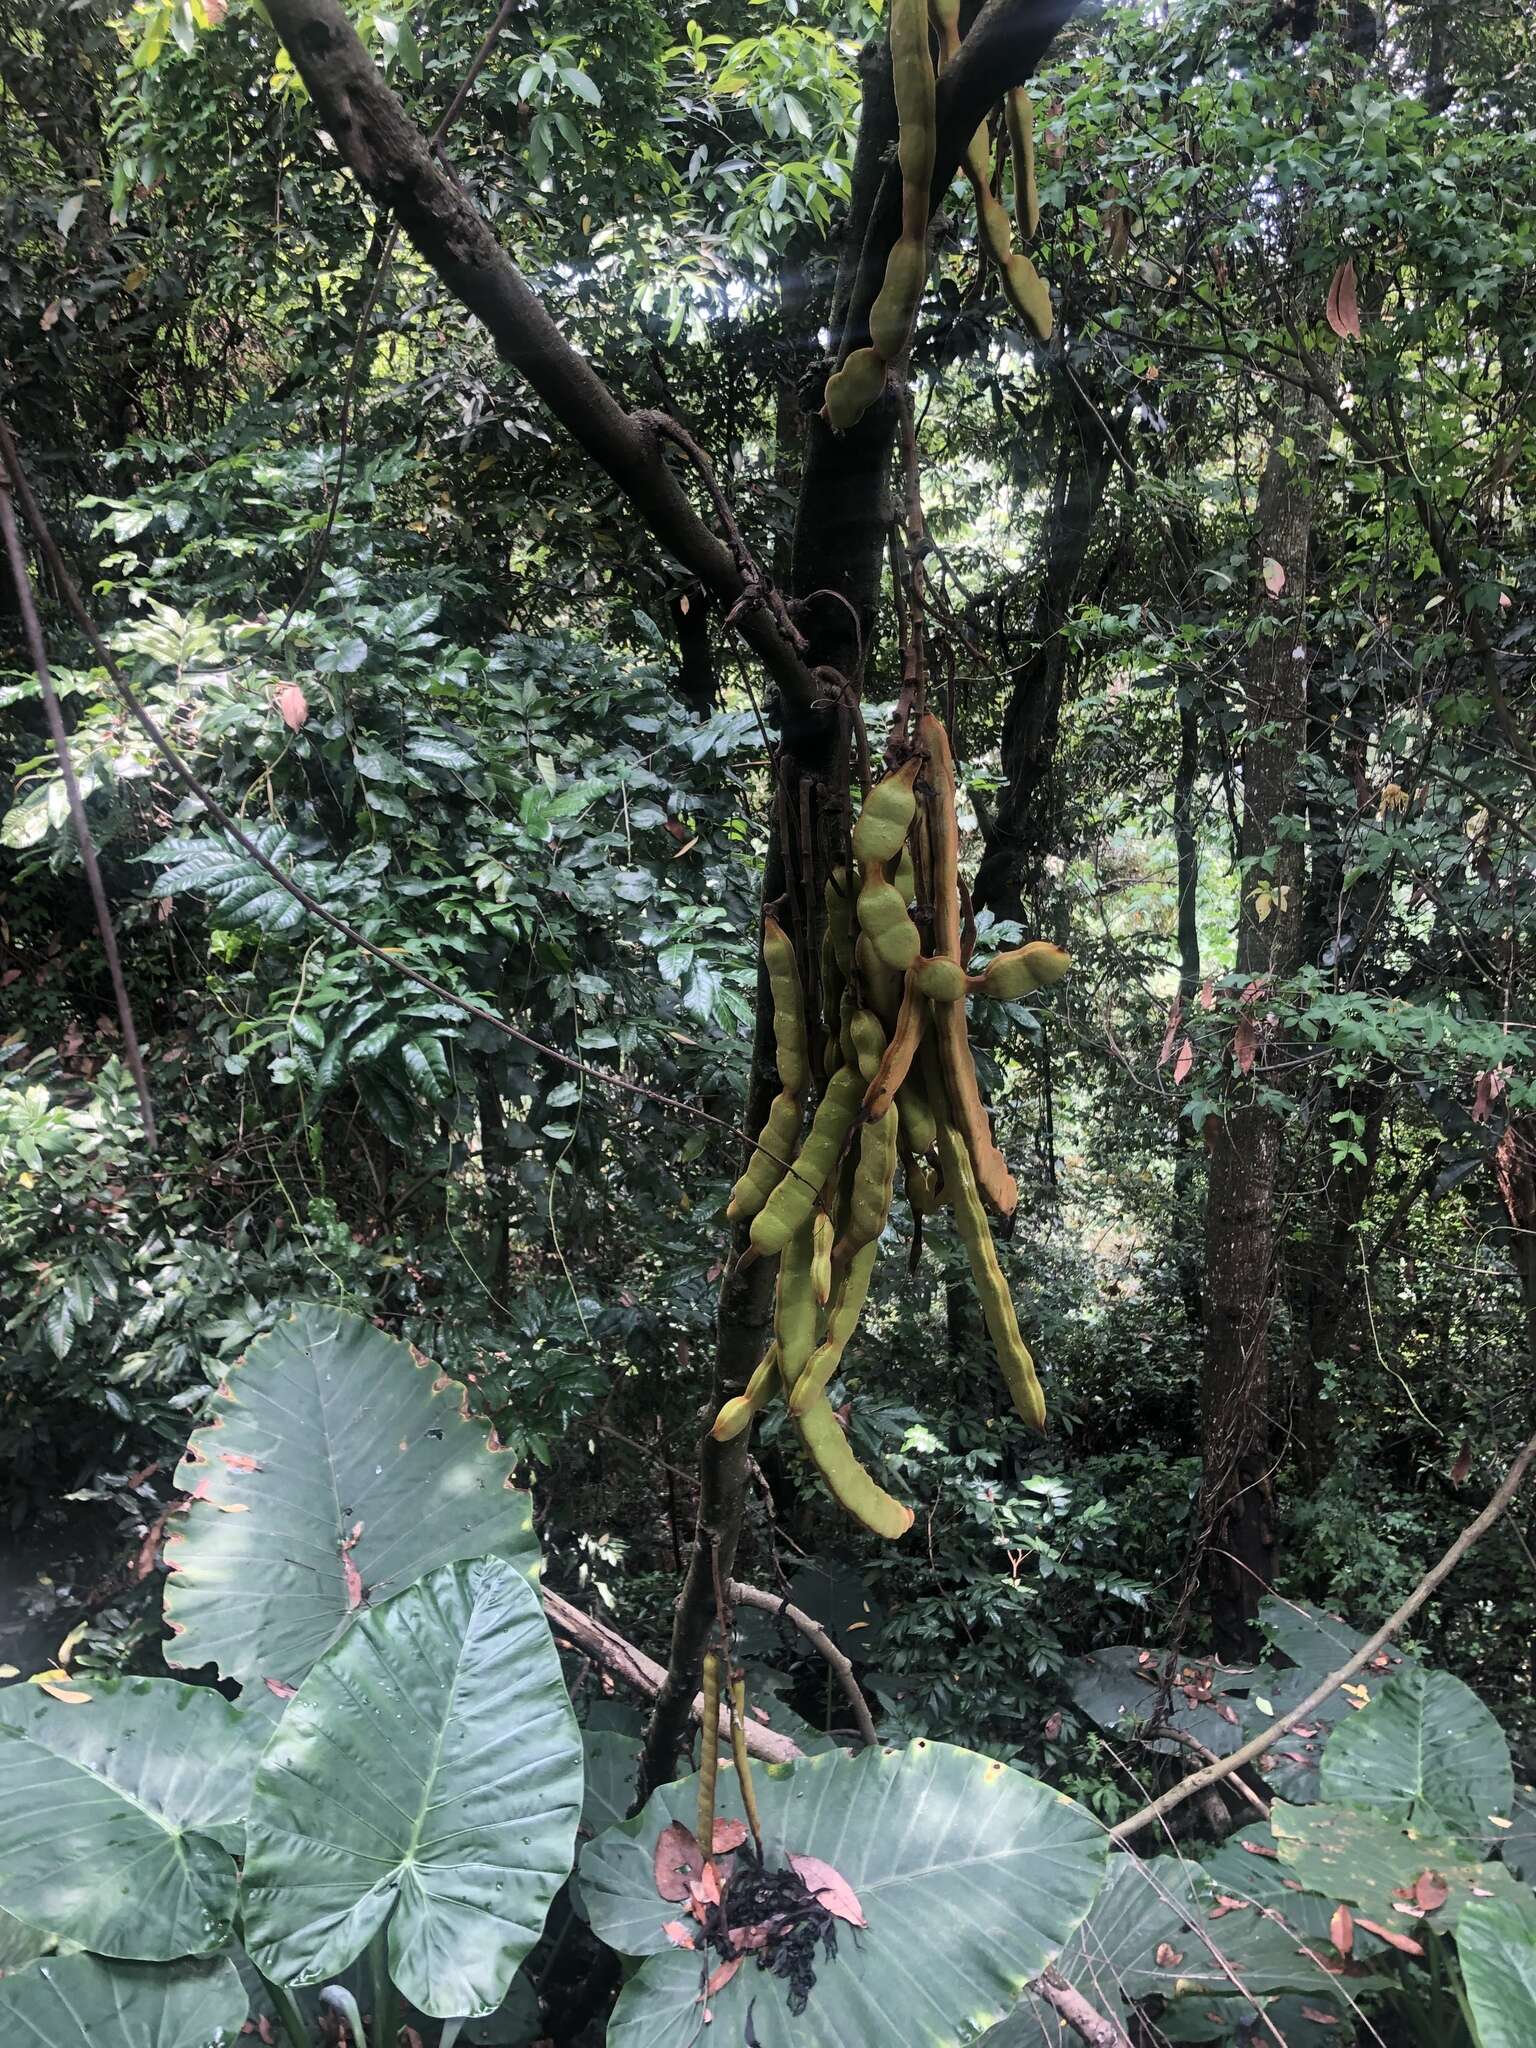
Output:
[
  {"xmin": 1330, "ymin": 1903, "xmax": 1354, "ymax": 1956},
  {"xmin": 1158, "ymin": 998, "xmax": 1183, "ymax": 1069},
  {"xmin": 787, "ymin": 1855, "xmax": 867, "ymax": 1928},
  {"xmin": 1198, "ymin": 978, "xmax": 1216, "ymax": 1011},
  {"xmin": 1208, "ymin": 1895, "xmax": 1252, "ymax": 1919},
  {"xmin": 1355, "ymin": 1916, "xmax": 1424, "ymax": 1956},
  {"xmin": 340, "ymin": 1522, "xmax": 365, "ymax": 1611},
  {"xmin": 220, "ymin": 1451, "xmax": 263, "ymax": 1472},
  {"xmin": 263, "ymin": 1677, "xmax": 297, "ymax": 1700},
  {"xmin": 1239, "ymin": 1839, "xmax": 1279, "ymax": 1859},
  {"xmin": 654, "ymin": 1821, "xmax": 704, "ymax": 1902},
  {"xmin": 690, "ymin": 1859, "xmax": 722, "ymax": 1914},
  {"xmin": 729, "ymin": 1921, "xmax": 777, "ymax": 1955},
  {"xmin": 662, "ymin": 1920, "xmax": 697, "ymax": 1950},
  {"xmin": 1043, "ymin": 1711, "xmax": 1063, "ymax": 1741},
  {"xmin": 1301, "ymin": 2011, "xmax": 1342, "ymax": 2028},
  {"xmin": 712, "ymin": 1819, "xmax": 749, "ymax": 1855},
  {"xmin": 1234, "ymin": 1016, "xmax": 1258, "ymax": 1076},
  {"xmin": 274, "ymin": 683, "xmax": 309, "ymax": 732},
  {"xmin": 1173, "ymin": 1037, "xmax": 1195, "ymax": 1085},
  {"xmin": 705, "ymin": 1958, "xmax": 743, "ymax": 1997},
  {"xmin": 1216, "ymin": 1702, "xmax": 1239, "ymax": 1725},
  {"xmin": 1325, "ymin": 257, "xmax": 1363, "ymax": 341},
  {"xmin": 1262, "ymin": 556, "xmax": 1287, "ymax": 597},
  {"xmin": 1155, "ymin": 1942, "xmax": 1184, "ymax": 1967},
  {"xmin": 1413, "ymin": 1871, "xmax": 1449, "ymax": 1913},
  {"xmin": 1450, "ymin": 1439, "xmax": 1473, "ymax": 1487}
]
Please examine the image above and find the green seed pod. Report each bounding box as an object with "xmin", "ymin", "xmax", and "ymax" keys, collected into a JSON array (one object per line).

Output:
[
  {"xmin": 823, "ymin": 346, "xmax": 887, "ymax": 434},
  {"xmin": 1007, "ymin": 87, "xmax": 1040, "ymax": 241},
  {"xmin": 698, "ymin": 1650, "xmax": 721, "ymax": 1848},
  {"xmin": 750, "ymin": 1068, "xmax": 863, "ymax": 1257},
  {"xmin": 726, "ymin": 1089, "xmax": 804, "ymax": 1222},
  {"xmin": 896, "ymin": 1073, "xmax": 938, "ymax": 1156},
  {"xmin": 1004, "ymin": 251, "xmax": 1053, "ymax": 341},
  {"xmin": 978, "ymin": 940, "xmax": 1072, "ymax": 1001},
  {"xmin": 892, "ymin": 847, "xmax": 916, "ymax": 905},
  {"xmin": 856, "ymin": 875, "xmax": 921, "ymax": 971},
  {"xmin": 848, "ymin": 1007, "xmax": 887, "ymax": 1085},
  {"xmin": 729, "ymin": 1673, "xmax": 763, "ymax": 1854},
  {"xmin": 789, "ymin": 1240, "xmax": 877, "ymax": 1416},
  {"xmin": 775, "ymin": 1216, "xmax": 820, "ymax": 1387},
  {"xmin": 905, "ymin": 1155, "xmax": 943, "ymax": 1217},
  {"xmin": 869, "ymin": 238, "xmax": 928, "ymax": 363},
  {"xmin": 763, "ymin": 915, "xmax": 807, "ymax": 1096},
  {"xmin": 824, "ymin": 867, "xmax": 855, "ymax": 974},
  {"xmin": 811, "ymin": 1212, "xmax": 834, "ymax": 1307},
  {"xmin": 711, "ymin": 1342, "xmax": 781, "ymax": 1441},
  {"xmin": 852, "ymin": 756, "xmax": 921, "ymax": 868},
  {"xmin": 935, "ymin": 1117, "xmax": 1046, "ymax": 1432},
  {"xmin": 913, "ymin": 955, "xmax": 968, "ymax": 1002},
  {"xmin": 855, "ymin": 933, "xmax": 903, "ymax": 1026},
  {"xmin": 835, "ymin": 1105, "xmax": 897, "ymax": 1263},
  {"xmin": 796, "ymin": 1396, "xmax": 913, "ymax": 1539}
]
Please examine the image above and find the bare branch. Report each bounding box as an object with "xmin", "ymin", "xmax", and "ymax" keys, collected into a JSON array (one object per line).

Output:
[{"xmin": 728, "ymin": 1578, "xmax": 880, "ymax": 1747}]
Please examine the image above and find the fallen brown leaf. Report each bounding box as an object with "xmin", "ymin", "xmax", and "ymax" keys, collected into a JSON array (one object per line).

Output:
[
  {"xmin": 654, "ymin": 1821, "xmax": 704, "ymax": 1903},
  {"xmin": 787, "ymin": 1854, "xmax": 867, "ymax": 1928}
]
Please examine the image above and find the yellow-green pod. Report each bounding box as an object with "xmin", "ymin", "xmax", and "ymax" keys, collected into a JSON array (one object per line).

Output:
[
  {"xmin": 869, "ymin": 238, "xmax": 928, "ymax": 362},
  {"xmin": 852, "ymin": 756, "xmax": 921, "ymax": 868},
  {"xmin": 789, "ymin": 1240, "xmax": 877, "ymax": 1416},
  {"xmin": 854, "ymin": 933, "xmax": 903, "ymax": 1027},
  {"xmin": 935, "ymin": 1119, "xmax": 1046, "ymax": 1432},
  {"xmin": 796, "ymin": 1396, "xmax": 914, "ymax": 1539},
  {"xmin": 823, "ymin": 346, "xmax": 887, "ymax": 433},
  {"xmin": 892, "ymin": 848, "xmax": 916, "ymax": 905},
  {"xmin": 727, "ymin": 1089, "xmax": 804, "ymax": 1222},
  {"xmin": 890, "ymin": 0, "xmax": 936, "ymax": 206},
  {"xmin": 1004, "ymin": 251, "xmax": 1053, "ymax": 341},
  {"xmin": 848, "ymin": 1007, "xmax": 887, "ymax": 1085},
  {"xmin": 856, "ymin": 875, "xmax": 921, "ymax": 971},
  {"xmin": 711, "ymin": 1342, "xmax": 781, "ymax": 1440},
  {"xmin": 836, "ymin": 1105, "xmax": 898, "ymax": 1262},
  {"xmin": 775, "ymin": 1215, "xmax": 820, "ymax": 1387},
  {"xmin": 905, "ymin": 1155, "xmax": 943, "ymax": 1217},
  {"xmin": 978, "ymin": 941, "xmax": 1072, "ymax": 1001},
  {"xmin": 698, "ymin": 1650, "xmax": 721, "ymax": 1848},
  {"xmin": 763, "ymin": 915, "xmax": 808, "ymax": 1096},
  {"xmin": 824, "ymin": 866, "xmax": 855, "ymax": 975},
  {"xmin": 749, "ymin": 1067, "xmax": 863, "ymax": 1257},
  {"xmin": 1007, "ymin": 87, "xmax": 1041, "ymax": 242},
  {"xmin": 896, "ymin": 1073, "xmax": 938, "ymax": 1155},
  {"xmin": 811, "ymin": 1212, "xmax": 834, "ymax": 1307},
  {"xmin": 914, "ymin": 955, "xmax": 968, "ymax": 1002},
  {"xmin": 729, "ymin": 1674, "xmax": 764, "ymax": 1854}
]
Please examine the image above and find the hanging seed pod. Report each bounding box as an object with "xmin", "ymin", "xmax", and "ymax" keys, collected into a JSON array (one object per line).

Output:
[
  {"xmin": 711, "ymin": 1342, "xmax": 781, "ymax": 1441},
  {"xmin": 796, "ymin": 1397, "xmax": 914, "ymax": 1538},
  {"xmin": 790, "ymin": 1240, "xmax": 878, "ymax": 1416},
  {"xmin": 750, "ymin": 1067, "xmax": 863, "ymax": 1257},
  {"xmin": 852, "ymin": 756, "xmax": 921, "ymax": 868},
  {"xmin": 934, "ymin": 1112, "xmax": 1045, "ymax": 1432}
]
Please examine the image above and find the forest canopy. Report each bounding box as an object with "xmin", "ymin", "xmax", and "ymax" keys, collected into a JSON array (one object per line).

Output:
[{"xmin": 2, "ymin": 0, "xmax": 1535, "ymax": 2042}]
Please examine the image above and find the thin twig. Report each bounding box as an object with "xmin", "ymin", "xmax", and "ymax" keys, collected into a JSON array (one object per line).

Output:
[
  {"xmin": 1109, "ymin": 1427, "xmax": 1536, "ymax": 1842},
  {"xmin": 0, "ymin": 477, "xmax": 156, "ymax": 1147},
  {"xmin": 728, "ymin": 1578, "xmax": 880, "ymax": 1747}
]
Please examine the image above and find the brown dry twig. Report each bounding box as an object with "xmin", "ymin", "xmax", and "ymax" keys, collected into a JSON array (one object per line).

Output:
[{"xmin": 728, "ymin": 1578, "xmax": 880, "ymax": 1748}]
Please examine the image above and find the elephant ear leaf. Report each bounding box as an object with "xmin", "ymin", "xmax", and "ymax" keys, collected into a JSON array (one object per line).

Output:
[
  {"xmin": 0, "ymin": 1954, "xmax": 248, "ymax": 2046},
  {"xmin": 0, "ymin": 1676, "xmax": 262, "ymax": 1960},
  {"xmin": 242, "ymin": 1556, "xmax": 583, "ymax": 2022},
  {"xmin": 164, "ymin": 1304, "xmax": 537, "ymax": 1694}
]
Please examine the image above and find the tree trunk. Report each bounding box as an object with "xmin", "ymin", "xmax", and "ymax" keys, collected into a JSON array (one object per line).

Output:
[{"xmin": 1200, "ymin": 389, "xmax": 1323, "ymax": 1659}]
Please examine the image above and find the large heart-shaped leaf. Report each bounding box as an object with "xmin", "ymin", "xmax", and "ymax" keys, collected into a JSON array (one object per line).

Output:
[
  {"xmin": 1318, "ymin": 1667, "xmax": 1513, "ymax": 1843},
  {"xmin": 980, "ymin": 1846, "xmax": 1382, "ymax": 2046},
  {"xmin": 1271, "ymin": 1799, "xmax": 1524, "ymax": 1928},
  {"xmin": 584, "ymin": 1741, "xmax": 1105, "ymax": 2047},
  {"xmin": 1064, "ymin": 1647, "xmax": 1250, "ymax": 1758},
  {"xmin": 0, "ymin": 1953, "xmax": 247, "ymax": 2046},
  {"xmin": 0, "ymin": 1677, "xmax": 262, "ymax": 1959},
  {"xmin": 1502, "ymin": 1786, "xmax": 1536, "ymax": 1885},
  {"xmin": 164, "ymin": 1306, "xmax": 537, "ymax": 1693},
  {"xmin": 1257, "ymin": 1598, "xmax": 1416, "ymax": 1683},
  {"xmin": 1459, "ymin": 1886, "xmax": 1536, "ymax": 2048},
  {"xmin": 243, "ymin": 1556, "xmax": 582, "ymax": 2019}
]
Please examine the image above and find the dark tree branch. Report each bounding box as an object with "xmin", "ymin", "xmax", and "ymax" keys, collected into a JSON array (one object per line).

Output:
[{"xmin": 261, "ymin": 0, "xmax": 820, "ymax": 718}]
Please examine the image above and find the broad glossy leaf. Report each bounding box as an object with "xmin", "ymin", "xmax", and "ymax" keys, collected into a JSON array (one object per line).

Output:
[
  {"xmin": 580, "ymin": 1728, "xmax": 640, "ymax": 1840},
  {"xmin": 585, "ymin": 1742, "xmax": 1105, "ymax": 2047},
  {"xmin": 165, "ymin": 1306, "xmax": 536, "ymax": 1692},
  {"xmin": 0, "ymin": 1677, "xmax": 261, "ymax": 1959},
  {"xmin": 1065, "ymin": 1646, "xmax": 1251, "ymax": 1757},
  {"xmin": 1256, "ymin": 1598, "xmax": 1416, "ymax": 1687},
  {"xmin": 1318, "ymin": 1667, "xmax": 1513, "ymax": 1843},
  {"xmin": 0, "ymin": 1953, "xmax": 247, "ymax": 2045},
  {"xmin": 1459, "ymin": 1887, "xmax": 1536, "ymax": 2048},
  {"xmin": 1271, "ymin": 1799, "xmax": 1523, "ymax": 1929},
  {"xmin": 243, "ymin": 1556, "xmax": 582, "ymax": 2020},
  {"xmin": 1501, "ymin": 1786, "xmax": 1536, "ymax": 1885}
]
